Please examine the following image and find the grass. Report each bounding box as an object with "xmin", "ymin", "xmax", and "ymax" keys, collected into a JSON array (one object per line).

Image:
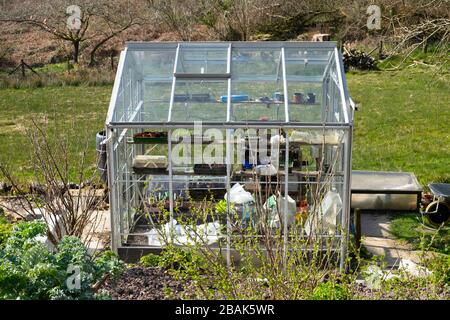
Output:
[
  {"xmin": 33, "ymin": 63, "xmax": 69, "ymax": 74},
  {"xmin": 348, "ymin": 65, "xmax": 450, "ymax": 185},
  {"xmin": 389, "ymin": 213, "xmax": 450, "ymax": 255},
  {"xmin": 377, "ymin": 47, "xmax": 450, "ymax": 71},
  {"xmin": 0, "ymin": 65, "xmax": 114, "ymax": 89},
  {"xmin": 0, "ymin": 86, "xmax": 111, "ymax": 182},
  {"xmin": 0, "ymin": 62, "xmax": 449, "ymax": 185}
]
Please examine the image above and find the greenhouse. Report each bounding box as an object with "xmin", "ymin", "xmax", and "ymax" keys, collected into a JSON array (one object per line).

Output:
[{"xmin": 104, "ymin": 41, "xmax": 355, "ymax": 268}]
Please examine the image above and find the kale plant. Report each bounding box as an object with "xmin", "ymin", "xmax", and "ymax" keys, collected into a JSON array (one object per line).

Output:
[{"xmin": 0, "ymin": 220, "xmax": 124, "ymax": 300}]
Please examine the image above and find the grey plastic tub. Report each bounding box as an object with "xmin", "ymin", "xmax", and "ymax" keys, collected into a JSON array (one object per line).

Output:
[{"xmin": 351, "ymin": 171, "xmax": 422, "ymax": 211}]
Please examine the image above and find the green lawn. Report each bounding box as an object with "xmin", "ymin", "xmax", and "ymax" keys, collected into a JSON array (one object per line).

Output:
[
  {"xmin": 348, "ymin": 67, "xmax": 450, "ymax": 185},
  {"xmin": 0, "ymin": 66, "xmax": 449, "ymax": 185},
  {"xmin": 0, "ymin": 86, "xmax": 111, "ymax": 182},
  {"xmin": 389, "ymin": 213, "xmax": 449, "ymax": 254}
]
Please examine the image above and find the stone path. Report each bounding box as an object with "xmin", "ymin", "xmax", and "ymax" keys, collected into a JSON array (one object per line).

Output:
[{"xmin": 360, "ymin": 212, "xmax": 425, "ymax": 267}]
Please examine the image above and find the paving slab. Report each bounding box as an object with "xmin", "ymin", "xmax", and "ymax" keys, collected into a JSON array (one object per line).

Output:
[
  {"xmin": 360, "ymin": 212, "xmax": 424, "ymax": 267},
  {"xmin": 83, "ymin": 209, "xmax": 111, "ymax": 253},
  {"xmin": 360, "ymin": 212, "xmax": 395, "ymax": 238}
]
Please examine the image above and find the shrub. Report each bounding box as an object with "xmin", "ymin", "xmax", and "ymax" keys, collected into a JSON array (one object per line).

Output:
[
  {"xmin": 312, "ymin": 282, "xmax": 350, "ymax": 300},
  {"xmin": 159, "ymin": 247, "xmax": 199, "ymax": 270},
  {"xmin": 0, "ymin": 211, "xmax": 12, "ymax": 249},
  {"xmin": 428, "ymin": 255, "xmax": 450, "ymax": 287},
  {"xmin": 140, "ymin": 253, "xmax": 160, "ymax": 268},
  {"xmin": 0, "ymin": 220, "xmax": 124, "ymax": 300}
]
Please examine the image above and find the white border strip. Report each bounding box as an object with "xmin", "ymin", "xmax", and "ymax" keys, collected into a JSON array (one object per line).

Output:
[
  {"xmin": 334, "ymin": 48, "xmax": 349, "ymax": 124},
  {"xmin": 106, "ymin": 48, "xmax": 128, "ymax": 125},
  {"xmin": 167, "ymin": 44, "xmax": 180, "ymax": 122}
]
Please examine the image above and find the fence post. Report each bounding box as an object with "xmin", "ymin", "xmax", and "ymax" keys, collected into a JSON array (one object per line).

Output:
[{"xmin": 21, "ymin": 60, "xmax": 25, "ymax": 78}]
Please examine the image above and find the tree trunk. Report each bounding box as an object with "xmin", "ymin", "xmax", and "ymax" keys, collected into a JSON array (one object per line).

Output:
[
  {"xmin": 89, "ymin": 50, "xmax": 97, "ymax": 67},
  {"xmin": 89, "ymin": 46, "xmax": 100, "ymax": 68},
  {"xmin": 73, "ymin": 40, "xmax": 80, "ymax": 64},
  {"xmin": 89, "ymin": 36, "xmax": 114, "ymax": 67}
]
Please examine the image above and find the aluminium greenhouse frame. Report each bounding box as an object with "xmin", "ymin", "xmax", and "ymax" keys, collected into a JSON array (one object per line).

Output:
[{"xmin": 105, "ymin": 41, "xmax": 355, "ymax": 269}]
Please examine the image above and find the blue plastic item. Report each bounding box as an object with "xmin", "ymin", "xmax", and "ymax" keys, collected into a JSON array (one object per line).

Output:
[
  {"xmin": 220, "ymin": 94, "xmax": 249, "ymax": 103},
  {"xmin": 243, "ymin": 162, "xmax": 253, "ymax": 170}
]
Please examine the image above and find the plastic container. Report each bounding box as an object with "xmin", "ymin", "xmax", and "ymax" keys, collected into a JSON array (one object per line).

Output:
[
  {"xmin": 307, "ymin": 93, "xmax": 316, "ymax": 104},
  {"xmin": 96, "ymin": 131, "xmax": 107, "ymax": 183},
  {"xmin": 273, "ymin": 92, "xmax": 284, "ymax": 102},
  {"xmin": 220, "ymin": 94, "xmax": 249, "ymax": 103},
  {"xmin": 293, "ymin": 92, "xmax": 305, "ymax": 104}
]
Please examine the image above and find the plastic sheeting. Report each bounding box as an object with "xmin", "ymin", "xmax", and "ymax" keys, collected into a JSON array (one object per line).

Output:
[
  {"xmin": 304, "ymin": 190, "xmax": 342, "ymax": 236},
  {"xmin": 147, "ymin": 219, "xmax": 222, "ymax": 246}
]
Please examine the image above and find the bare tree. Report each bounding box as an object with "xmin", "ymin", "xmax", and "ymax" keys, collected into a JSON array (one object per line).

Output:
[
  {"xmin": 0, "ymin": 0, "xmax": 144, "ymax": 65},
  {"xmin": 197, "ymin": 0, "xmax": 272, "ymax": 41},
  {"xmin": 386, "ymin": 0, "xmax": 450, "ymax": 52},
  {"xmin": 0, "ymin": 119, "xmax": 106, "ymax": 247},
  {"xmin": 0, "ymin": 0, "xmax": 95, "ymax": 63},
  {"xmin": 146, "ymin": 0, "xmax": 199, "ymax": 41},
  {"xmin": 88, "ymin": 0, "xmax": 145, "ymax": 67}
]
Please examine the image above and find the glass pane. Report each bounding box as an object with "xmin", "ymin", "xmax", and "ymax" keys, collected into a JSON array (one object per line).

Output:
[
  {"xmin": 113, "ymin": 49, "xmax": 177, "ymax": 122},
  {"xmin": 141, "ymin": 81, "xmax": 172, "ymax": 122},
  {"xmin": 332, "ymin": 79, "xmax": 344, "ymax": 122},
  {"xmin": 285, "ymin": 48, "xmax": 333, "ymax": 123},
  {"xmin": 170, "ymin": 80, "xmax": 227, "ymax": 122},
  {"xmin": 113, "ymin": 55, "xmax": 140, "ymax": 122},
  {"xmin": 285, "ymin": 48, "xmax": 332, "ymax": 78},
  {"xmin": 232, "ymin": 48, "xmax": 282, "ymax": 79},
  {"xmin": 231, "ymin": 48, "xmax": 285, "ymax": 121},
  {"xmin": 131, "ymin": 49, "xmax": 176, "ymax": 79},
  {"xmin": 176, "ymin": 47, "xmax": 228, "ymax": 74},
  {"xmin": 286, "ymin": 82, "xmax": 323, "ymax": 122}
]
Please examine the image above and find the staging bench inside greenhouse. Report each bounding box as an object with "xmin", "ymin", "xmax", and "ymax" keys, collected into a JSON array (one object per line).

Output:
[{"xmin": 105, "ymin": 41, "xmax": 354, "ymax": 267}]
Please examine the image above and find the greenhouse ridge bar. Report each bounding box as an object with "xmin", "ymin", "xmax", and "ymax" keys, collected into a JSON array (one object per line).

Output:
[{"xmin": 105, "ymin": 41, "xmax": 354, "ymax": 270}]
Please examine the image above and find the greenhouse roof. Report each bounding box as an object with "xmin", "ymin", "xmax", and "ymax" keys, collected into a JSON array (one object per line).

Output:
[{"xmin": 106, "ymin": 42, "xmax": 353, "ymax": 127}]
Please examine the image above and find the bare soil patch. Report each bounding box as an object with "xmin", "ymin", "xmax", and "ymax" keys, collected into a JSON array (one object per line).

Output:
[{"xmin": 101, "ymin": 266, "xmax": 189, "ymax": 300}]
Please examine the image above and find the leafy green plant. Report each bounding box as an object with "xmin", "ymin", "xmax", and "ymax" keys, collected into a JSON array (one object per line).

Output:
[
  {"xmin": 428, "ymin": 255, "xmax": 450, "ymax": 287},
  {"xmin": 0, "ymin": 220, "xmax": 124, "ymax": 300},
  {"xmin": 215, "ymin": 199, "xmax": 233, "ymax": 215},
  {"xmin": 0, "ymin": 210, "xmax": 12, "ymax": 249},
  {"xmin": 312, "ymin": 282, "xmax": 350, "ymax": 300},
  {"xmin": 159, "ymin": 246, "xmax": 202, "ymax": 271},
  {"xmin": 140, "ymin": 253, "xmax": 160, "ymax": 267}
]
